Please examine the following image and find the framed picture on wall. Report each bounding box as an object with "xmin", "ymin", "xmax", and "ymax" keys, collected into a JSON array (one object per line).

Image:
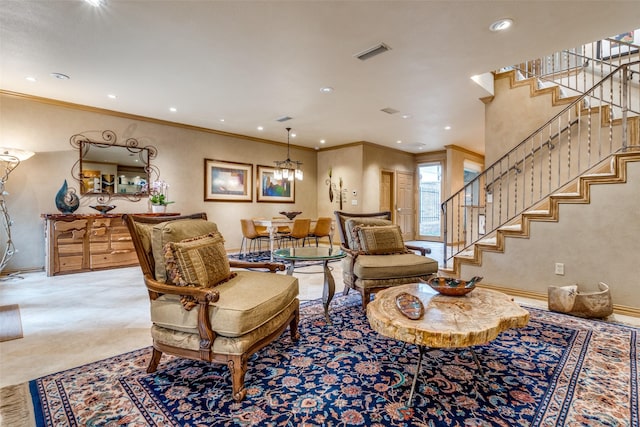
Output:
[
  {"xmin": 256, "ymin": 165, "xmax": 295, "ymax": 203},
  {"xmin": 597, "ymin": 30, "xmax": 640, "ymax": 60},
  {"xmin": 204, "ymin": 159, "xmax": 253, "ymax": 202}
]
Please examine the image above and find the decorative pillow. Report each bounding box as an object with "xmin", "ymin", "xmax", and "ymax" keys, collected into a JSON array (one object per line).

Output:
[
  {"xmin": 344, "ymin": 217, "xmax": 392, "ymax": 251},
  {"xmin": 164, "ymin": 232, "xmax": 236, "ymax": 310},
  {"xmin": 152, "ymin": 219, "xmax": 219, "ymax": 283},
  {"xmin": 354, "ymin": 225, "xmax": 408, "ymax": 255}
]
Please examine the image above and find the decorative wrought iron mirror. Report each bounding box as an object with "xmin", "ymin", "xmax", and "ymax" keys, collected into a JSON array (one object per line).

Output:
[{"xmin": 70, "ymin": 130, "xmax": 158, "ymax": 202}]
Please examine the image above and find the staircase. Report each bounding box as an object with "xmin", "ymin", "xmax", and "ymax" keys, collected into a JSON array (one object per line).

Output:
[
  {"xmin": 441, "ymin": 41, "xmax": 640, "ymax": 281},
  {"xmin": 443, "ymin": 150, "xmax": 640, "ymax": 275}
]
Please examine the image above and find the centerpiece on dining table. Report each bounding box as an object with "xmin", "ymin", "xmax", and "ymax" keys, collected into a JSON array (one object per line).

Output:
[{"xmin": 279, "ymin": 211, "xmax": 302, "ymax": 220}]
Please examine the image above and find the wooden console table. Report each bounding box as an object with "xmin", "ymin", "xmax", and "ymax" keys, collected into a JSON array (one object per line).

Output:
[{"xmin": 42, "ymin": 213, "xmax": 179, "ymax": 276}]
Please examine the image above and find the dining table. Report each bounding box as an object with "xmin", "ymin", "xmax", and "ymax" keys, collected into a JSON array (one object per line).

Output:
[{"xmin": 252, "ymin": 217, "xmax": 335, "ymax": 261}]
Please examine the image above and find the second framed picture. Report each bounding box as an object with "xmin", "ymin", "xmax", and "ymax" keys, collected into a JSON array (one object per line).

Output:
[
  {"xmin": 204, "ymin": 159, "xmax": 253, "ymax": 202},
  {"xmin": 257, "ymin": 165, "xmax": 295, "ymax": 203}
]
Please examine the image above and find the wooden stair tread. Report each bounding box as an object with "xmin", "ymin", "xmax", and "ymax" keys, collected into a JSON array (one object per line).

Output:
[{"xmin": 498, "ymin": 224, "xmax": 521, "ymax": 231}]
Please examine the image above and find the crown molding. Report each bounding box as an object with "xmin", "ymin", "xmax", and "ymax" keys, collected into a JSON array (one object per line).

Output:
[{"xmin": 0, "ymin": 90, "xmax": 317, "ymax": 152}]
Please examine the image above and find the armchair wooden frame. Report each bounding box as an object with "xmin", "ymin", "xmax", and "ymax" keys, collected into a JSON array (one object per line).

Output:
[{"xmin": 124, "ymin": 212, "xmax": 300, "ymax": 401}]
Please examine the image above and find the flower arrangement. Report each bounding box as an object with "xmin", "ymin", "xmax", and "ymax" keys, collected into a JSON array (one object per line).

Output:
[{"xmin": 145, "ymin": 180, "xmax": 174, "ymax": 205}]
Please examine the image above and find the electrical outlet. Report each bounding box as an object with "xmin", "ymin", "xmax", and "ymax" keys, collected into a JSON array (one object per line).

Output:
[{"xmin": 554, "ymin": 263, "xmax": 565, "ymax": 275}]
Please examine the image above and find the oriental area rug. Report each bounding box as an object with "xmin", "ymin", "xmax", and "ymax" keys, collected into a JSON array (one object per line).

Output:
[{"xmin": 2, "ymin": 294, "xmax": 638, "ymax": 426}]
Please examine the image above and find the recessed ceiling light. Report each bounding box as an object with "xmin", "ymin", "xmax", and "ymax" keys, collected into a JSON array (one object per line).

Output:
[
  {"xmin": 396, "ymin": 140, "xmax": 402, "ymax": 144},
  {"xmin": 489, "ymin": 18, "xmax": 513, "ymax": 32},
  {"xmin": 219, "ymin": 118, "xmax": 225, "ymax": 122},
  {"xmin": 291, "ymin": 133, "xmax": 296, "ymax": 138},
  {"xmin": 320, "ymin": 139, "xmax": 326, "ymax": 144},
  {"xmin": 257, "ymin": 126, "xmax": 264, "ymax": 131},
  {"xmin": 25, "ymin": 76, "xmax": 36, "ymax": 82},
  {"xmin": 107, "ymin": 94, "xmax": 117, "ymax": 99},
  {"xmin": 444, "ymin": 126, "xmax": 451, "ymax": 130},
  {"xmin": 320, "ymin": 87, "xmax": 333, "ymax": 93},
  {"xmin": 402, "ymin": 114, "xmax": 411, "ymax": 119},
  {"xmin": 84, "ymin": 0, "xmax": 104, "ymax": 7},
  {"xmin": 50, "ymin": 72, "xmax": 70, "ymax": 80},
  {"xmin": 169, "ymin": 107, "xmax": 177, "ymax": 112}
]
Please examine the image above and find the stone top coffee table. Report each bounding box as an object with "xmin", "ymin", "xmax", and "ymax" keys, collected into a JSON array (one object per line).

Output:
[{"xmin": 367, "ymin": 282, "xmax": 530, "ymax": 406}]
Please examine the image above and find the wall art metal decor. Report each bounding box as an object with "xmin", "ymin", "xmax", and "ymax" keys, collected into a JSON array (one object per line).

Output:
[
  {"xmin": 204, "ymin": 159, "xmax": 253, "ymax": 202},
  {"xmin": 256, "ymin": 165, "xmax": 295, "ymax": 203}
]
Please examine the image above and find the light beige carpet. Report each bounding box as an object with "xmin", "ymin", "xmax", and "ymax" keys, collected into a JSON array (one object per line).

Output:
[{"xmin": 0, "ymin": 305, "xmax": 23, "ymax": 342}]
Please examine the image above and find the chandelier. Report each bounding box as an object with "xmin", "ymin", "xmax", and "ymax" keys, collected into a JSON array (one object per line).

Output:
[{"xmin": 273, "ymin": 127, "xmax": 303, "ymax": 181}]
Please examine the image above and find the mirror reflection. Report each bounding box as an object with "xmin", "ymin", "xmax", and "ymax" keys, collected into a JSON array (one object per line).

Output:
[{"xmin": 80, "ymin": 141, "xmax": 149, "ymax": 196}]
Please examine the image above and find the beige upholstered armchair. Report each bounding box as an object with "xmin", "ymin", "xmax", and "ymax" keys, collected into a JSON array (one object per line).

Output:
[
  {"xmin": 124, "ymin": 213, "xmax": 299, "ymax": 401},
  {"xmin": 334, "ymin": 210, "xmax": 438, "ymax": 309}
]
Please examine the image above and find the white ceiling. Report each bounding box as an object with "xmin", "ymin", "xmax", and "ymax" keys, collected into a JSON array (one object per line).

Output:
[{"xmin": 2, "ymin": 1, "xmax": 639, "ymax": 155}]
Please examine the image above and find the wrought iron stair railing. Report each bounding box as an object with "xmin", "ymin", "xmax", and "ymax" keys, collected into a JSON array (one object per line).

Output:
[{"xmin": 442, "ymin": 60, "xmax": 640, "ymax": 268}]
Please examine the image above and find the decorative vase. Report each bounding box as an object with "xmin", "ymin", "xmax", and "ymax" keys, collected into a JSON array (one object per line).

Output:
[
  {"xmin": 151, "ymin": 204, "xmax": 166, "ymax": 214},
  {"xmin": 55, "ymin": 180, "xmax": 80, "ymax": 214}
]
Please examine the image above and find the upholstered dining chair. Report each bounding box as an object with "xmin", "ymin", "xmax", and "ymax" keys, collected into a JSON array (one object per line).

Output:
[
  {"xmin": 281, "ymin": 218, "xmax": 311, "ymax": 248},
  {"xmin": 308, "ymin": 217, "xmax": 333, "ymax": 247},
  {"xmin": 239, "ymin": 218, "xmax": 270, "ymax": 259},
  {"xmin": 124, "ymin": 213, "xmax": 300, "ymax": 401},
  {"xmin": 272, "ymin": 216, "xmax": 292, "ymax": 235},
  {"xmin": 334, "ymin": 210, "xmax": 439, "ymax": 309}
]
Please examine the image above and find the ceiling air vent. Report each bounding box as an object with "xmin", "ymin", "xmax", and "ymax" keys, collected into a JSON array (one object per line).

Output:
[
  {"xmin": 354, "ymin": 43, "xmax": 391, "ymax": 61},
  {"xmin": 276, "ymin": 116, "xmax": 293, "ymax": 122},
  {"xmin": 380, "ymin": 107, "xmax": 399, "ymax": 115}
]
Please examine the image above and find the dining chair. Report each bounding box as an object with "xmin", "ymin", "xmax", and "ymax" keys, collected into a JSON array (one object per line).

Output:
[
  {"xmin": 281, "ymin": 218, "xmax": 311, "ymax": 248},
  {"xmin": 240, "ymin": 219, "xmax": 270, "ymax": 259},
  {"xmin": 308, "ymin": 217, "xmax": 333, "ymax": 247},
  {"xmin": 272, "ymin": 216, "xmax": 292, "ymax": 234}
]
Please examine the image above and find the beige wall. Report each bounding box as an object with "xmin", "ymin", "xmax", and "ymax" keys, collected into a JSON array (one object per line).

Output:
[
  {"xmin": 461, "ymin": 160, "xmax": 640, "ymax": 309},
  {"xmin": 316, "ymin": 144, "xmax": 363, "ymax": 219},
  {"xmin": 317, "ymin": 142, "xmax": 415, "ymax": 215},
  {"xmin": 0, "ymin": 93, "xmax": 318, "ymax": 271},
  {"xmin": 484, "ymin": 74, "xmax": 567, "ymax": 166}
]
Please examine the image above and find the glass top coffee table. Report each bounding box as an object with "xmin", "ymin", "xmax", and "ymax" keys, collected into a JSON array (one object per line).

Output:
[{"xmin": 273, "ymin": 247, "xmax": 346, "ymax": 323}]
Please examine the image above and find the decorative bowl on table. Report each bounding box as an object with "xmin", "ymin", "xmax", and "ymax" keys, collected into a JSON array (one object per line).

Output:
[
  {"xmin": 279, "ymin": 211, "xmax": 302, "ymax": 220},
  {"xmin": 420, "ymin": 276, "xmax": 483, "ymax": 296},
  {"xmin": 90, "ymin": 204, "xmax": 116, "ymax": 214}
]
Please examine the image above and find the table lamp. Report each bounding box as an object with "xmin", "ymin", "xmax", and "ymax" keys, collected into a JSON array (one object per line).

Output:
[{"xmin": 0, "ymin": 147, "xmax": 35, "ymax": 276}]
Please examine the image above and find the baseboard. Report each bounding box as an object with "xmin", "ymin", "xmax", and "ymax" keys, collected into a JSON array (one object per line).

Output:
[
  {"xmin": 478, "ymin": 283, "xmax": 640, "ymax": 318},
  {"xmin": 0, "ymin": 267, "xmax": 45, "ymax": 278}
]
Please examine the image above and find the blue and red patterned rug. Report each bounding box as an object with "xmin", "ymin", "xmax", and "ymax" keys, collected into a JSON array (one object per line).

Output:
[{"xmin": 11, "ymin": 293, "xmax": 640, "ymax": 426}]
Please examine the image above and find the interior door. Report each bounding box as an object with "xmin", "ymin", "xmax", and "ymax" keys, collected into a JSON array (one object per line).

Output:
[{"xmin": 396, "ymin": 171, "xmax": 415, "ymax": 240}]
